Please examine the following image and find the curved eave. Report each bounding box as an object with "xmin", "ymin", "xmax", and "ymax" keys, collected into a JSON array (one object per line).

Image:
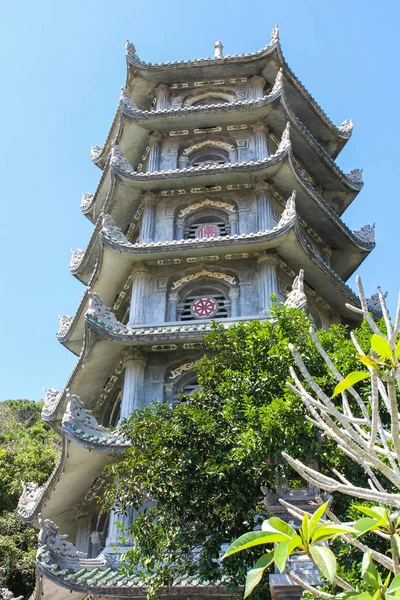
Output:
[
  {"xmin": 126, "ymin": 40, "xmax": 350, "ymax": 157},
  {"xmin": 24, "ymin": 436, "xmax": 116, "ymax": 533},
  {"xmin": 38, "ymin": 558, "xmax": 231, "ymax": 599}
]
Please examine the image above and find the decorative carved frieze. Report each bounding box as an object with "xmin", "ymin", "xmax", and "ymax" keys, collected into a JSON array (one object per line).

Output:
[
  {"xmin": 171, "ymin": 269, "xmax": 236, "ymax": 290},
  {"xmin": 182, "ymin": 139, "xmax": 235, "ymax": 156},
  {"xmin": 110, "ymin": 145, "xmax": 134, "ymax": 176},
  {"xmin": 339, "ymin": 119, "xmax": 353, "ymax": 133},
  {"xmin": 69, "ymin": 248, "xmax": 85, "ymax": 271},
  {"xmin": 285, "ymin": 269, "xmax": 307, "ymax": 310},
  {"xmin": 56, "ymin": 315, "xmax": 73, "ymax": 339},
  {"xmin": 353, "ymin": 223, "xmax": 375, "ymax": 244},
  {"xmin": 178, "ymin": 199, "xmax": 236, "ymax": 217},
  {"xmin": 18, "ymin": 482, "xmax": 46, "ymax": 521},
  {"xmin": 169, "ymin": 359, "xmax": 202, "ymax": 380}
]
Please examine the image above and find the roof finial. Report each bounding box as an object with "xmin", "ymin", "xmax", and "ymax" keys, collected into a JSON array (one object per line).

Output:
[
  {"xmin": 125, "ymin": 39, "xmax": 139, "ymax": 60},
  {"xmin": 214, "ymin": 41, "xmax": 223, "ymax": 59},
  {"xmin": 270, "ymin": 23, "xmax": 279, "ymax": 45}
]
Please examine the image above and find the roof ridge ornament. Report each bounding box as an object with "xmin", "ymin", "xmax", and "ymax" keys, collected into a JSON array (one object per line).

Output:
[
  {"xmin": 41, "ymin": 388, "xmax": 61, "ymax": 418},
  {"xmin": 271, "ymin": 67, "xmax": 284, "ymax": 94},
  {"xmin": 339, "ymin": 119, "xmax": 353, "ymax": 134},
  {"xmin": 119, "ymin": 86, "xmax": 138, "ymax": 113},
  {"xmin": 90, "ymin": 145, "xmax": 103, "ymax": 163},
  {"xmin": 38, "ymin": 514, "xmax": 87, "ymax": 568},
  {"xmin": 101, "ymin": 213, "xmax": 130, "ymax": 246},
  {"xmin": 278, "ymin": 190, "xmax": 296, "ymax": 228},
  {"xmin": 80, "ymin": 192, "xmax": 94, "ymax": 212},
  {"xmin": 274, "ymin": 121, "xmax": 291, "ymax": 155},
  {"xmin": 285, "ymin": 269, "xmax": 307, "ymax": 309},
  {"xmin": 18, "ymin": 482, "xmax": 46, "ymax": 522},
  {"xmin": 346, "ymin": 168, "xmax": 363, "ymax": 184},
  {"xmin": 353, "ymin": 223, "xmax": 375, "ymax": 244},
  {"xmin": 69, "ymin": 248, "xmax": 85, "ymax": 272},
  {"xmin": 110, "ymin": 144, "xmax": 135, "ymax": 176},
  {"xmin": 62, "ymin": 392, "xmax": 129, "ymax": 448},
  {"xmin": 57, "ymin": 315, "xmax": 73, "ymax": 338},
  {"xmin": 270, "ymin": 23, "xmax": 279, "ymax": 45},
  {"xmin": 214, "ymin": 40, "xmax": 223, "ymax": 59},
  {"xmin": 86, "ymin": 290, "xmax": 130, "ymax": 335},
  {"xmin": 367, "ymin": 291, "xmax": 387, "ymax": 314},
  {"xmin": 125, "ymin": 39, "xmax": 139, "ymax": 61}
]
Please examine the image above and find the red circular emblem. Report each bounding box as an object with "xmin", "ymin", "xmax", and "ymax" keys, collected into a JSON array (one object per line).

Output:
[
  {"xmin": 191, "ymin": 297, "xmax": 218, "ymax": 318},
  {"xmin": 195, "ymin": 224, "xmax": 220, "ymax": 239}
]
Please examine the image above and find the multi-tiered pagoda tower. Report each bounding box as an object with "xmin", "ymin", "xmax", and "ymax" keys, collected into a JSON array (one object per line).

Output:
[{"xmin": 18, "ymin": 26, "xmax": 375, "ymax": 600}]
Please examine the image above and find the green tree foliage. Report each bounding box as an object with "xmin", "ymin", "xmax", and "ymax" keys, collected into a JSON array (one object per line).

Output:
[
  {"xmin": 102, "ymin": 305, "xmax": 372, "ymax": 597},
  {"xmin": 0, "ymin": 400, "xmax": 59, "ymax": 597}
]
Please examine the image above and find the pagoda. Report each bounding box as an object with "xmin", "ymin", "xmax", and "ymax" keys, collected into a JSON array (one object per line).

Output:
[{"xmin": 17, "ymin": 26, "xmax": 375, "ymax": 600}]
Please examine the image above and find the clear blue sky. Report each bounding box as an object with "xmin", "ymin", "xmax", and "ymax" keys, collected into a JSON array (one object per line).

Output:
[{"xmin": 1, "ymin": 0, "xmax": 398, "ymax": 400}]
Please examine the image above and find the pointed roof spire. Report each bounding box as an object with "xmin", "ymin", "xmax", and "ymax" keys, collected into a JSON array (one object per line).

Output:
[
  {"xmin": 214, "ymin": 40, "xmax": 223, "ymax": 58},
  {"xmin": 270, "ymin": 23, "xmax": 279, "ymax": 45}
]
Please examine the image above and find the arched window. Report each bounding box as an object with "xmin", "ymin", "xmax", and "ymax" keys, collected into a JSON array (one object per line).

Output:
[
  {"xmin": 177, "ymin": 283, "xmax": 231, "ymax": 321},
  {"xmin": 174, "ymin": 375, "xmax": 200, "ymax": 404},
  {"xmin": 184, "ymin": 210, "xmax": 230, "ymax": 240},
  {"xmin": 189, "ymin": 148, "xmax": 229, "ymax": 169}
]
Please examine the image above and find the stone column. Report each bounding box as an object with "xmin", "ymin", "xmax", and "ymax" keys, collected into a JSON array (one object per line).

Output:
[
  {"xmin": 175, "ymin": 217, "xmax": 185, "ymax": 240},
  {"xmin": 119, "ymin": 348, "xmax": 147, "ymax": 421},
  {"xmin": 147, "ymin": 131, "xmax": 162, "ymax": 172},
  {"xmin": 258, "ymin": 252, "xmax": 278, "ymax": 315},
  {"xmin": 139, "ymin": 192, "xmax": 157, "ymax": 243},
  {"xmin": 128, "ymin": 263, "xmax": 150, "ymax": 325},
  {"xmin": 229, "ymin": 288, "xmax": 240, "ymax": 318},
  {"xmin": 168, "ymin": 291, "xmax": 179, "ymax": 322},
  {"xmin": 255, "ymin": 182, "xmax": 275, "ymax": 232},
  {"xmin": 155, "ymin": 84, "xmax": 170, "ymax": 111},
  {"xmin": 251, "ymin": 121, "xmax": 270, "ymax": 160},
  {"xmin": 249, "ymin": 75, "xmax": 265, "ymax": 100},
  {"xmin": 229, "ymin": 213, "xmax": 239, "ymax": 236}
]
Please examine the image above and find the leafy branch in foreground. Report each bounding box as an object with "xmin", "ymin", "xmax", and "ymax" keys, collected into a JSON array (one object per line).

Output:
[{"xmin": 225, "ymin": 276, "xmax": 400, "ymax": 598}]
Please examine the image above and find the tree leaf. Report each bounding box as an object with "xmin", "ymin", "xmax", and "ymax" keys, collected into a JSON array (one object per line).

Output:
[
  {"xmin": 312, "ymin": 523, "xmax": 357, "ymax": 542},
  {"xmin": 356, "ymin": 354, "xmax": 378, "ymax": 369},
  {"xmin": 266, "ymin": 516, "xmax": 296, "ymax": 537},
  {"xmin": 353, "ymin": 517, "xmax": 380, "ymax": 536},
  {"xmin": 223, "ymin": 530, "xmax": 290, "ymax": 558},
  {"xmin": 387, "ymin": 573, "xmax": 400, "ymax": 593},
  {"xmin": 362, "ymin": 550, "xmax": 382, "ymax": 589},
  {"xmin": 309, "ymin": 545, "xmax": 337, "ymax": 582},
  {"xmin": 371, "ymin": 334, "xmax": 393, "ymax": 361},
  {"xmin": 354, "ymin": 505, "xmax": 390, "ymax": 527},
  {"xmin": 396, "ymin": 340, "xmax": 400, "ymax": 359},
  {"xmin": 274, "ymin": 535, "xmax": 302, "ymax": 573},
  {"xmin": 332, "ymin": 372, "xmax": 370, "ymax": 397},
  {"xmin": 309, "ymin": 501, "xmax": 329, "ymax": 535},
  {"xmin": 244, "ymin": 551, "xmax": 274, "ymax": 598}
]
